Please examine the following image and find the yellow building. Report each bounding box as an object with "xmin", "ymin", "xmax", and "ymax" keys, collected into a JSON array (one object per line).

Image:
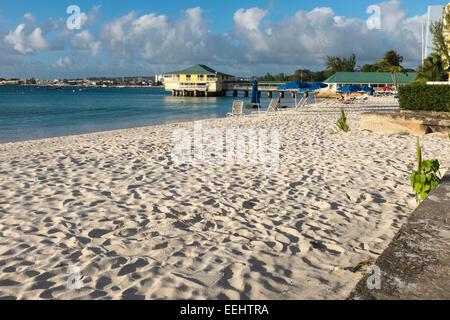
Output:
[
  {"xmin": 163, "ymin": 64, "xmax": 234, "ymax": 97},
  {"xmin": 443, "ymin": 4, "xmax": 450, "ymax": 71},
  {"xmin": 444, "ymin": 4, "xmax": 450, "ymax": 43}
]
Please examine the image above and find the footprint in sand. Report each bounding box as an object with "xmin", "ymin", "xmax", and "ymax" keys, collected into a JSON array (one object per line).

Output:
[{"xmin": 88, "ymin": 229, "xmax": 112, "ymax": 239}]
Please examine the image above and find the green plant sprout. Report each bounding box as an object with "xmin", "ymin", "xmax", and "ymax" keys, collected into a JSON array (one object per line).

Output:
[
  {"xmin": 410, "ymin": 137, "xmax": 441, "ymax": 203},
  {"xmin": 336, "ymin": 107, "xmax": 349, "ymax": 132}
]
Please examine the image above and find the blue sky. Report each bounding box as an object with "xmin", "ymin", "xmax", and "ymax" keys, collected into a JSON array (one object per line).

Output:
[{"xmin": 0, "ymin": 0, "xmax": 445, "ymax": 79}]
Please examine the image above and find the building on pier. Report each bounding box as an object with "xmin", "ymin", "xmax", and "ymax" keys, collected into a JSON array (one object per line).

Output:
[{"xmin": 163, "ymin": 65, "xmax": 234, "ymax": 96}]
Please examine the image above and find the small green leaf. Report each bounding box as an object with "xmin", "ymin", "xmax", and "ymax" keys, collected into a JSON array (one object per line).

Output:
[
  {"xmin": 420, "ymin": 191, "xmax": 428, "ymax": 200},
  {"xmin": 430, "ymin": 181, "xmax": 439, "ymax": 189},
  {"xmin": 419, "ymin": 174, "xmax": 426, "ymax": 185},
  {"xmin": 414, "ymin": 183, "xmax": 422, "ymax": 193}
]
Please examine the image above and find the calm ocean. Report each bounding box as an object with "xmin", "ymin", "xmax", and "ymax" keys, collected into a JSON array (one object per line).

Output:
[{"xmin": 0, "ymin": 85, "xmax": 291, "ymax": 144}]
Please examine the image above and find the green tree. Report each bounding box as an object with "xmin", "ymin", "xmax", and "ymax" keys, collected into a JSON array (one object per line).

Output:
[
  {"xmin": 326, "ymin": 53, "xmax": 356, "ymax": 72},
  {"xmin": 259, "ymin": 73, "xmax": 275, "ymax": 81},
  {"xmin": 290, "ymin": 69, "xmax": 313, "ymax": 82},
  {"xmin": 414, "ymin": 53, "xmax": 448, "ymax": 83},
  {"xmin": 311, "ymin": 70, "xmax": 333, "ymax": 82},
  {"xmin": 429, "ymin": 20, "xmax": 450, "ymax": 69},
  {"xmin": 361, "ymin": 64, "xmax": 380, "ymax": 72},
  {"xmin": 376, "ymin": 50, "xmax": 408, "ymax": 91},
  {"xmin": 274, "ymin": 73, "xmax": 289, "ymax": 81}
]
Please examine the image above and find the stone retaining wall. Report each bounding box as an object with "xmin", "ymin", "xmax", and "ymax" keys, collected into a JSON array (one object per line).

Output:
[
  {"xmin": 361, "ymin": 110, "xmax": 450, "ymax": 134},
  {"xmin": 348, "ymin": 170, "xmax": 450, "ymax": 300}
]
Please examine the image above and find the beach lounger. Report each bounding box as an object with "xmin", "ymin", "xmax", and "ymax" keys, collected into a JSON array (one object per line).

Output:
[
  {"xmin": 294, "ymin": 96, "xmax": 308, "ymax": 111},
  {"xmin": 251, "ymin": 96, "xmax": 281, "ymax": 114},
  {"xmin": 266, "ymin": 96, "xmax": 281, "ymax": 113},
  {"xmin": 227, "ymin": 100, "xmax": 244, "ymax": 116}
]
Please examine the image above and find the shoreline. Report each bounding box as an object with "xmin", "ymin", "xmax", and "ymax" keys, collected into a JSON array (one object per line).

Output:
[
  {"xmin": 0, "ymin": 84, "xmax": 165, "ymax": 89},
  {"xmin": 0, "ymin": 112, "xmax": 236, "ymax": 146},
  {"xmin": 0, "ymin": 95, "xmax": 399, "ymax": 146}
]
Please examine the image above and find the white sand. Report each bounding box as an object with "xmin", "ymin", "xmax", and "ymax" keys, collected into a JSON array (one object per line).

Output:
[{"xmin": 0, "ymin": 99, "xmax": 449, "ymax": 300}]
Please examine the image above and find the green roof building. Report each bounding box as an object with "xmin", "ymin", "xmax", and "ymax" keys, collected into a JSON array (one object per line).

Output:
[
  {"xmin": 324, "ymin": 72, "xmax": 416, "ymax": 90},
  {"xmin": 167, "ymin": 64, "xmax": 233, "ymax": 77}
]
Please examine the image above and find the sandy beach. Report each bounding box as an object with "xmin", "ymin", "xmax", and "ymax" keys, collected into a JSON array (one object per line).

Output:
[{"xmin": 0, "ymin": 99, "xmax": 449, "ymax": 300}]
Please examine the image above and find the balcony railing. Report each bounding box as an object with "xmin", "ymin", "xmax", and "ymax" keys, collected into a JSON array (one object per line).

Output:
[{"xmin": 179, "ymin": 84, "xmax": 208, "ymax": 89}]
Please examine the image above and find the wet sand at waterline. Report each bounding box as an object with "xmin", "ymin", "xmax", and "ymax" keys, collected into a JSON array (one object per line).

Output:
[{"xmin": 0, "ymin": 100, "xmax": 449, "ymax": 300}]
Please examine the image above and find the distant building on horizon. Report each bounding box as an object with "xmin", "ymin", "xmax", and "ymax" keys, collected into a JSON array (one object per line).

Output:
[
  {"xmin": 424, "ymin": 5, "xmax": 445, "ymax": 59},
  {"xmin": 154, "ymin": 74, "xmax": 164, "ymax": 84}
]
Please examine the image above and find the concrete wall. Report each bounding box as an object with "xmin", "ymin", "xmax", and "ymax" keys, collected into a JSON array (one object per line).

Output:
[
  {"xmin": 361, "ymin": 111, "xmax": 450, "ymax": 134},
  {"xmin": 348, "ymin": 169, "xmax": 450, "ymax": 300}
]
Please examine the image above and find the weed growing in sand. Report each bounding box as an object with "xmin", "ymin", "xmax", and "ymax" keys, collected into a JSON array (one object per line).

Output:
[
  {"xmin": 352, "ymin": 260, "xmax": 375, "ymax": 273},
  {"xmin": 336, "ymin": 108, "xmax": 349, "ymax": 132},
  {"xmin": 410, "ymin": 137, "xmax": 441, "ymax": 203}
]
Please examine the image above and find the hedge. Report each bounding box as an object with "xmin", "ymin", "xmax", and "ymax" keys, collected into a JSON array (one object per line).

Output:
[{"xmin": 398, "ymin": 85, "xmax": 450, "ymax": 112}]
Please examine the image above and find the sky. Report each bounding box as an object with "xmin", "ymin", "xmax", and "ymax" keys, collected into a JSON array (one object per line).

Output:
[{"xmin": 0, "ymin": 0, "xmax": 446, "ymax": 79}]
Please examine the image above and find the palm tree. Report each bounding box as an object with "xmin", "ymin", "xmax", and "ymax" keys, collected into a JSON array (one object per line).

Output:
[
  {"xmin": 430, "ymin": 20, "xmax": 450, "ymax": 69},
  {"xmin": 376, "ymin": 51, "xmax": 408, "ymax": 91},
  {"xmin": 414, "ymin": 53, "xmax": 448, "ymax": 83}
]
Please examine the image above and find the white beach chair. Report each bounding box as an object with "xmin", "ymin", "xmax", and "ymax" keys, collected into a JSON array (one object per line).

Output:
[
  {"xmin": 266, "ymin": 96, "xmax": 281, "ymax": 113},
  {"xmin": 227, "ymin": 100, "xmax": 244, "ymax": 116},
  {"xmin": 294, "ymin": 96, "xmax": 308, "ymax": 111},
  {"xmin": 251, "ymin": 96, "xmax": 281, "ymax": 115}
]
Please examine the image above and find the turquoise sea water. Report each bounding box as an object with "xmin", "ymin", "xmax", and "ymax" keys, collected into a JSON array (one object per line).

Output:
[{"xmin": 0, "ymin": 86, "xmax": 293, "ymax": 143}]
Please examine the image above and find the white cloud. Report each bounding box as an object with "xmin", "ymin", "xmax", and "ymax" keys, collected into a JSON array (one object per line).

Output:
[
  {"xmin": 79, "ymin": 5, "xmax": 102, "ymax": 28},
  {"xmin": 232, "ymin": 8, "xmax": 270, "ymax": 52},
  {"xmin": 0, "ymin": 1, "xmax": 428, "ymax": 77},
  {"xmin": 28, "ymin": 27, "xmax": 51, "ymax": 50},
  {"xmin": 56, "ymin": 56, "xmax": 72, "ymax": 67},
  {"xmin": 70, "ymin": 30, "xmax": 101, "ymax": 56},
  {"xmin": 4, "ymin": 15, "xmax": 52, "ymax": 55},
  {"xmin": 226, "ymin": 0, "xmax": 425, "ymax": 70},
  {"xmin": 23, "ymin": 13, "xmax": 35, "ymax": 23},
  {"xmin": 4, "ymin": 24, "xmax": 33, "ymax": 54},
  {"xmin": 98, "ymin": 7, "xmax": 226, "ymax": 64}
]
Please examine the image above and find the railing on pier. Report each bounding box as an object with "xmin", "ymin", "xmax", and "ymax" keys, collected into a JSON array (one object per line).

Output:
[
  {"xmin": 224, "ymin": 81, "xmax": 286, "ymax": 91},
  {"xmin": 179, "ymin": 84, "xmax": 207, "ymax": 89}
]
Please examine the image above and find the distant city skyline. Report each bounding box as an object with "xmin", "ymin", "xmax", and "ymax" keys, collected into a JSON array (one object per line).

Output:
[{"xmin": 0, "ymin": 0, "xmax": 447, "ymax": 79}]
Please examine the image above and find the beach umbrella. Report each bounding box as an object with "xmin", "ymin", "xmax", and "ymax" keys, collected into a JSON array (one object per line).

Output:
[
  {"xmin": 277, "ymin": 81, "xmax": 309, "ymax": 90},
  {"xmin": 312, "ymin": 82, "xmax": 327, "ymax": 89},
  {"xmin": 337, "ymin": 85, "xmax": 361, "ymax": 93},
  {"xmin": 360, "ymin": 86, "xmax": 374, "ymax": 92},
  {"xmin": 277, "ymin": 82, "xmax": 309, "ymax": 107},
  {"xmin": 250, "ymin": 80, "xmax": 260, "ymax": 105},
  {"xmin": 299, "ymin": 82, "xmax": 327, "ymax": 92},
  {"xmin": 298, "ymin": 83, "xmax": 325, "ymax": 104},
  {"xmin": 380, "ymin": 86, "xmax": 392, "ymax": 91},
  {"xmin": 360, "ymin": 86, "xmax": 375, "ymax": 96}
]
